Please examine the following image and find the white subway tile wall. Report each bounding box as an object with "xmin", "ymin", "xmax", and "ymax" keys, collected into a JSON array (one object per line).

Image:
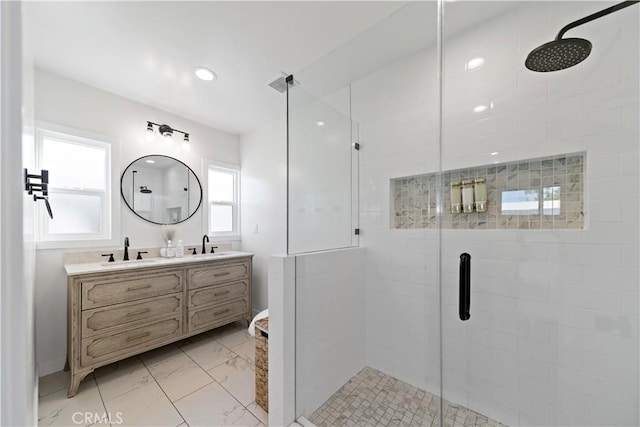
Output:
[
  {"xmin": 295, "ymin": 248, "xmax": 366, "ymax": 417},
  {"xmin": 352, "ymin": 1, "xmax": 638, "ymax": 426}
]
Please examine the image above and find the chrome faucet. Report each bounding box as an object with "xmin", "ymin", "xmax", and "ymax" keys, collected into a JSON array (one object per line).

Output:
[
  {"xmin": 202, "ymin": 234, "xmax": 209, "ymax": 254},
  {"xmin": 123, "ymin": 237, "xmax": 130, "ymax": 261}
]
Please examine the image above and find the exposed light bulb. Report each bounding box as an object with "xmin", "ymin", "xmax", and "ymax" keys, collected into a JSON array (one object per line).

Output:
[
  {"xmin": 316, "ymin": 121, "xmax": 325, "ymax": 127},
  {"xmin": 145, "ymin": 123, "xmax": 155, "ymax": 141},
  {"xmin": 473, "ymin": 105, "xmax": 487, "ymax": 113}
]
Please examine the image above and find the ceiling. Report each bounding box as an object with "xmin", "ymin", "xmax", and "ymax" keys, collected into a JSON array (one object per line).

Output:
[
  {"xmin": 25, "ymin": 1, "xmax": 408, "ymax": 135},
  {"xmin": 25, "ymin": 1, "xmax": 521, "ymax": 136}
]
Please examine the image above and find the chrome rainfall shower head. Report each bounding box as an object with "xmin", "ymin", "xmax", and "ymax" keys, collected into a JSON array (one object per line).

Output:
[
  {"xmin": 140, "ymin": 186, "xmax": 152, "ymax": 194},
  {"xmin": 526, "ymin": 1, "xmax": 638, "ymax": 72}
]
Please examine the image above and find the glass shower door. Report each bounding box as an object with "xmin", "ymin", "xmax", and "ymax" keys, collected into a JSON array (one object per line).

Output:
[{"xmin": 440, "ymin": 1, "xmax": 639, "ymax": 426}]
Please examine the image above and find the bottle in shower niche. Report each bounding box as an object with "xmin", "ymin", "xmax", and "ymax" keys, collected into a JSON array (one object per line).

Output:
[{"xmin": 176, "ymin": 240, "xmax": 184, "ymax": 258}]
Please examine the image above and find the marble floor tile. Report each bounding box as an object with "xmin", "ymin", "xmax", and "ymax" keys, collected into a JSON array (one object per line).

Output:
[
  {"xmin": 208, "ymin": 355, "xmax": 256, "ymax": 406},
  {"xmin": 174, "ymin": 382, "xmax": 259, "ymax": 427},
  {"xmin": 94, "ymin": 356, "xmax": 154, "ymax": 402},
  {"xmin": 39, "ymin": 370, "xmax": 70, "ymax": 398},
  {"xmin": 102, "ymin": 381, "xmax": 184, "ymax": 427},
  {"xmin": 138, "ymin": 343, "xmax": 182, "ymax": 366},
  {"xmin": 39, "ymin": 327, "xmax": 261, "ymax": 427},
  {"xmin": 180, "ymin": 335, "xmax": 236, "ymax": 371},
  {"xmin": 215, "ymin": 324, "xmax": 252, "ymax": 349},
  {"xmin": 231, "ymin": 339, "xmax": 255, "ymax": 364},
  {"xmin": 247, "ymin": 401, "xmax": 268, "ymax": 425},
  {"xmin": 144, "ymin": 350, "xmax": 213, "ymax": 402},
  {"xmin": 38, "ymin": 376, "xmax": 106, "ymax": 427}
]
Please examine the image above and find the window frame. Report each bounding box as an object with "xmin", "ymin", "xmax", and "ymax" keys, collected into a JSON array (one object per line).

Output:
[
  {"xmin": 35, "ymin": 125, "xmax": 115, "ymax": 247},
  {"xmin": 205, "ymin": 161, "xmax": 241, "ymax": 239}
]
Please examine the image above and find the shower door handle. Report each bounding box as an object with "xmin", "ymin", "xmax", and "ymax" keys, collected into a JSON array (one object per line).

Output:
[{"xmin": 459, "ymin": 253, "xmax": 471, "ymax": 321}]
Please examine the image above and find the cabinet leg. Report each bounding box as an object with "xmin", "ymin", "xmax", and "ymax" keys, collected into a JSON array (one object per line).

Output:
[{"xmin": 68, "ymin": 372, "xmax": 88, "ymax": 398}]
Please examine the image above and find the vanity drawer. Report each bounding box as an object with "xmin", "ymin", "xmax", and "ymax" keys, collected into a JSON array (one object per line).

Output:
[
  {"xmin": 81, "ymin": 316, "xmax": 182, "ymax": 367},
  {"xmin": 81, "ymin": 270, "xmax": 183, "ymax": 309},
  {"xmin": 188, "ymin": 299, "xmax": 249, "ymax": 333},
  {"xmin": 187, "ymin": 261, "xmax": 250, "ymax": 289},
  {"xmin": 81, "ymin": 293, "xmax": 183, "ymax": 338},
  {"xmin": 188, "ymin": 280, "xmax": 248, "ymax": 309}
]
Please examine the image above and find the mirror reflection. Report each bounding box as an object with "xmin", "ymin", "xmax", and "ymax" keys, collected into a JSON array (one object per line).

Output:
[{"xmin": 121, "ymin": 155, "xmax": 202, "ymax": 224}]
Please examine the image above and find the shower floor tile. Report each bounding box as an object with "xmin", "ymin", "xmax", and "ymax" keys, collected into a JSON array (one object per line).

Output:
[{"xmin": 309, "ymin": 367, "xmax": 507, "ymax": 427}]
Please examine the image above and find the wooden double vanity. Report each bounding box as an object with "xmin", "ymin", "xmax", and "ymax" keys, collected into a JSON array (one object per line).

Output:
[{"xmin": 64, "ymin": 252, "xmax": 253, "ymax": 397}]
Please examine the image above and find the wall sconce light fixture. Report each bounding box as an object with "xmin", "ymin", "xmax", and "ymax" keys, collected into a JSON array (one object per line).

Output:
[{"xmin": 146, "ymin": 121, "xmax": 190, "ymax": 150}]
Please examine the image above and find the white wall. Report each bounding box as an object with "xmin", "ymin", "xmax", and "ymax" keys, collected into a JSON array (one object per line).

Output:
[
  {"xmin": 239, "ymin": 115, "xmax": 287, "ymax": 313},
  {"xmin": 1, "ymin": 2, "xmax": 37, "ymax": 423},
  {"xmin": 294, "ymin": 247, "xmax": 365, "ymax": 418},
  {"xmin": 352, "ymin": 47, "xmax": 441, "ymax": 392},
  {"xmin": 267, "ymin": 255, "xmax": 296, "ymax": 427},
  {"xmin": 354, "ymin": 1, "xmax": 638, "ymax": 426},
  {"xmin": 33, "ymin": 68, "xmax": 241, "ymax": 376}
]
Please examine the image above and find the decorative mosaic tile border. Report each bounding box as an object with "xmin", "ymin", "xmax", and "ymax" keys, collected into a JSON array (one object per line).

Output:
[{"xmin": 391, "ymin": 153, "xmax": 585, "ymax": 230}]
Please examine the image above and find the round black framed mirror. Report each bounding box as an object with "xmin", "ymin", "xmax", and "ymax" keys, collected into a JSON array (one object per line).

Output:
[{"xmin": 121, "ymin": 155, "xmax": 202, "ymax": 225}]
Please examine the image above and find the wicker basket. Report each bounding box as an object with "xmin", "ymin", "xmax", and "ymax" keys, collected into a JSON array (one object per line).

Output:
[{"xmin": 254, "ymin": 317, "xmax": 269, "ymax": 412}]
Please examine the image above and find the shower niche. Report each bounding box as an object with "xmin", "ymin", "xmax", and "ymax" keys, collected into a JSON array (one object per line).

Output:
[
  {"xmin": 121, "ymin": 155, "xmax": 202, "ymax": 225},
  {"xmin": 391, "ymin": 153, "xmax": 585, "ymax": 230}
]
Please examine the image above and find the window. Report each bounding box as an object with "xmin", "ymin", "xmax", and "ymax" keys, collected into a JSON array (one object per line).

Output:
[
  {"xmin": 36, "ymin": 128, "xmax": 111, "ymax": 242},
  {"xmin": 207, "ymin": 164, "xmax": 239, "ymax": 237},
  {"xmin": 501, "ymin": 186, "xmax": 561, "ymax": 216}
]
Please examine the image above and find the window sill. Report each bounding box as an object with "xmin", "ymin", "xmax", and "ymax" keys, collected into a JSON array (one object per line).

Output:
[
  {"xmin": 36, "ymin": 238, "xmax": 118, "ymax": 251},
  {"xmin": 209, "ymin": 235, "xmax": 241, "ymax": 242}
]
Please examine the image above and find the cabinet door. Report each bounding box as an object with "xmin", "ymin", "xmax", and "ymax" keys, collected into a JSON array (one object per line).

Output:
[
  {"xmin": 82, "ymin": 293, "xmax": 183, "ymax": 337},
  {"xmin": 188, "ymin": 280, "xmax": 249, "ymax": 309},
  {"xmin": 81, "ymin": 316, "xmax": 182, "ymax": 366},
  {"xmin": 188, "ymin": 299, "xmax": 249, "ymax": 333},
  {"xmin": 81, "ymin": 270, "xmax": 183, "ymax": 309},
  {"xmin": 187, "ymin": 261, "xmax": 250, "ymax": 289}
]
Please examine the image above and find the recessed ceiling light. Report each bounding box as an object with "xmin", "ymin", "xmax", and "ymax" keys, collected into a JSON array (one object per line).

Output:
[
  {"xmin": 490, "ymin": 152, "xmax": 499, "ymax": 156},
  {"xmin": 466, "ymin": 57, "xmax": 485, "ymax": 71},
  {"xmin": 473, "ymin": 105, "xmax": 487, "ymax": 113},
  {"xmin": 316, "ymin": 121, "xmax": 325, "ymax": 127},
  {"xmin": 146, "ymin": 159, "xmax": 155, "ymax": 164},
  {"xmin": 194, "ymin": 67, "xmax": 217, "ymax": 81}
]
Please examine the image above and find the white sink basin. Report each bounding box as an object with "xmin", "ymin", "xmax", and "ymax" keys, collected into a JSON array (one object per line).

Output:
[
  {"xmin": 100, "ymin": 259, "xmax": 158, "ymax": 267},
  {"xmin": 189, "ymin": 252, "xmax": 229, "ymax": 258}
]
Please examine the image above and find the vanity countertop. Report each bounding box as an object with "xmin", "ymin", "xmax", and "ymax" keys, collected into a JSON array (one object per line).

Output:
[{"xmin": 64, "ymin": 251, "xmax": 254, "ymax": 276}]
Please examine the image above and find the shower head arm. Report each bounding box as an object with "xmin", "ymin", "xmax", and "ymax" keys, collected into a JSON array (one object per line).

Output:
[{"xmin": 556, "ymin": 0, "xmax": 638, "ymax": 40}]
